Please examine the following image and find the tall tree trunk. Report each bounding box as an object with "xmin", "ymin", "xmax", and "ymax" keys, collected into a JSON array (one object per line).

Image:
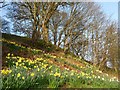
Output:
[
  {"xmin": 32, "ymin": 22, "xmax": 41, "ymax": 41},
  {"xmin": 42, "ymin": 23, "xmax": 49, "ymax": 42},
  {"xmin": 54, "ymin": 25, "xmax": 57, "ymax": 45},
  {"xmin": 54, "ymin": 33, "xmax": 57, "ymax": 45},
  {"xmin": 98, "ymin": 57, "xmax": 107, "ymax": 70},
  {"xmin": 32, "ymin": 30, "xmax": 40, "ymax": 41},
  {"xmin": 32, "ymin": 22, "xmax": 37, "ymax": 41}
]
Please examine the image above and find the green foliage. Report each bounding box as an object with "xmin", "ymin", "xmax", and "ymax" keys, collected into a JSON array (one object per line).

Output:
[{"xmin": 2, "ymin": 54, "xmax": 119, "ymax": 89}]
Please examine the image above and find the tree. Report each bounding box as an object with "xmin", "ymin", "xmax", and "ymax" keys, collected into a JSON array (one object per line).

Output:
[
  {"xmin": 49, "ymin": 2, "xmax": 103, "ymax": 54},
  {"xmin": 7, "ymin": 2, "xmax": 66, "ymax": 42},
  {"xmin": 0, "ymin": 17, "xmax": 10, "ymax": 34},
  {"xmin": 5, "ymin": 2, "xmax": 118, "ymax": 71},
  {"xmin": 0, "ymin": 1, "xmax": 9, "ymax": 8},
  {"xmin": 49, "ymin": 10, "xmax": 67, "ymax": 46},
  {"xmin": 105, "ymin": 22, "xmax": 118, "ymax": 71}
]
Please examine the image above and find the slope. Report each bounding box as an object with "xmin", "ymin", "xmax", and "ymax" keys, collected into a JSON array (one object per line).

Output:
[{"xmin": 1, "ymin": 33, "xmax": 119, "ymax": 89}]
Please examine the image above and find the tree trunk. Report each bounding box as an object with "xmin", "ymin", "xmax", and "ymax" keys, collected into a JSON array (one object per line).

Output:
[
  {"xmin": 32, "ymin": 30, "xmax": 40, "ymax": 41},
  {"xmin": 98, "ymin": 57, "xmax": 107, "ymax": 70},
  {"xmin": 32, "ymin": 23, "xmax": 40, "ymax": 42},
  {"xmin": 32, "ymin": 22, "xmax": 37, "ymax": 41},
  {"xmin": 54, "ymin": 25, "xmax": 57, "ymax": 45},
  {"xmin": 42, "ymin": 23, "xmax": 48, "ymax": 43}
]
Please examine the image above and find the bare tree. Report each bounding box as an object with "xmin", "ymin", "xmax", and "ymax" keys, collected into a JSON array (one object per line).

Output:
[
  {"xmin": 0, "ymin": 1, "xmax": 9, "ymax": 8},
  {"xmin": 5, "ymin": 2, "xmax": 119, "ymax": 71},
  {"xmin": 104, "ymin": 22, "xmax": 118, "ymax": 71},
  {"xmin": 0, "ymin": 17, "xmax": 10, "ymax": 34},
  {"xmin": 7, "ymin": 2, "xmax": 66, "ymax": 42}
]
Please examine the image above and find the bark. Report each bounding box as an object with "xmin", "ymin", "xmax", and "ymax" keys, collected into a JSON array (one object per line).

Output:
[{"xmin": 42, "ymin": 22, "xmax": 49, "ymax": 42}]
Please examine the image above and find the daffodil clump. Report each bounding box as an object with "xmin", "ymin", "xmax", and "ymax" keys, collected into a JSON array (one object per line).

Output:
[
  {"xmin": 1, "ymin": 53, "xmax": 119, "ymax": 89},
  {"xmin": 1, "ymin": 69, "xmax": 12, "ymax": 75},
  {"xmin": 2, "ymin": 39, "xmax": 43, "ymax": 55}
]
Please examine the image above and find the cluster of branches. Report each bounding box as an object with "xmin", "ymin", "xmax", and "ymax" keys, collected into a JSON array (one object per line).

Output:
[{"xmin": 1, "ymin": 2, "xmax": 118, "ymax": 71}]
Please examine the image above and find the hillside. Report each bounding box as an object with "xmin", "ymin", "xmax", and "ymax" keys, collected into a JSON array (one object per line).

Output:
[{"xmin": 1, "ymin": 33, "xmax": 119, "ymax": 89}]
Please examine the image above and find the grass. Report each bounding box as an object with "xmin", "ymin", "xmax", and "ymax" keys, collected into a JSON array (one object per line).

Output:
[{"xmin": 1, "ymin": 33, "xmax": 120, "ymax": 89}]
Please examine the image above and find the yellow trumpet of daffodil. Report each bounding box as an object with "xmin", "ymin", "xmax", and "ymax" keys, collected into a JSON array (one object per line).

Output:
[
  {"xmin": 17, "ymin": 73, "xmax": 21, "ymax": 78},
  {"xmin": 1, "ymin": 69, "xmax": 12, "ymax": 75},
  {"xmin": 22, "ymin": 76, "xmax": 25, "ymax": 80},
  {"xmin": 18, "ymin": 58, "xmax": 22, "ymax": 63},
  {"xmin": 54, "ymin": 72, "xmax": 61, "ymax": 77},
  {"xmin": 30, "ymin": 73, "xmax": 35, "ymax": 77}
]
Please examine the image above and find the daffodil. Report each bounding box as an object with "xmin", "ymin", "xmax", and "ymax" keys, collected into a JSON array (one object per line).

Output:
[
  {"xmin": 34, "ymin": 66, "xmax": 37, "ymax": 68},
  {"xmin": 91, "ymin": 71, "xmax": 93, "ymax": 73},
  {"xmin": 51, "ymin": 55, "xmax": 56, "ymax": 58},
  {"xmin": 16, "ymin": 62, "xmax": 18, "ymax": 66},
  {"xmin": 29, "ymin": 61, "xmax": 34, "ymax": 64},
  {"xmin": 9, "ymin": 70, "xmax": 12, "ymax": 73},
  {"xmin": 1, "ymin": 70, "xmax": 8, "ymax": 75},
  {"xmin": 78, "ymin": 76, "xmax": 80, "ymax": 78},
  {"xmin": 17, "ymin": 73, "xmax": 21, "ymax": 78},
  {"xmin": 1, "ymin": 69, "xmax": 12, "ymax": 75},
  {"xmin": 18, "ymin": 58, "xmax": 22, "ymax": 63},
  {"xmin": 6, "ymin": 56, "xmax": 10, "ymax": 59},
  {"xmin": 81, "ymin": 72, "xmax": 85, "ymax": 76},
  {"xmin": 98, "ymin": 76, "xmax": 100, "ymax": 79},
  {"xmin": 99, "ymin": 71, "xmax": 102, "ymax": 73},
  {"xmin": 36, "ymin": 58, "xmax": 43, "ymax": 61},
  {"xmin": 37, "ymin": 68, "xmax": 40, "ymax": 71},
  {"xmin": 80, "ymin": 66, "xmax": 82, "ymax": 68},
  {"xmin": 8, "ymin": 53, "xmax": 10, "ymax": 56},
  {"xmin": 106, "ymin": 74, "xmax": 108, "ymax": 76},
  {"xmin": 43, "ymin": 64, "xmax": 48, "ymax": 68},
  {"xmin": 102, "ymin": 78, "xmax": 105, "ymax": 81},
  {"xmin": 54, "ymin": 72, "xmax": 60, "ymax": 77},
  {"xmin": 60, "ymin": 76, "xmax": 63, "ymax": 78},
  {"xmin": 19, "ymin": 64, "xmax": 22, "ymax": 66},
  {"xmin": 30, "ymin": 73, "xmax": 35, "ymax": 77},
  {"xmin": 11, "ymin": 54, "xmax": 14, "ymax": 56},
  {"xmin": 92, "ymin": 75, "xmax": 95, "ymax": 78},
  {"xmin": 23, "ymin": 66, "xmax": 27, "ymax": 69},
  {"xmin": 12, "ymin": 74, "xmax": 14, "ymax": 77},
  {"xmin": 71, "ymin": 73, "xmax": 74, "ymax": 76},
  {"xmin": 22, "ymin": 76, "xmax": 25, "ymax": 80},
  {"xmin": 49, "ymin": 66, "xmax": 52, "ymax": 69}
]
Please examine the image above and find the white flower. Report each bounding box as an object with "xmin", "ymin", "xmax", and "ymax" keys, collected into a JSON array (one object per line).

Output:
[
  {"xmin": 102, "ymin": 78, "xmax": 104, "ymax": 81},
  {"xmin": 116, "ymin": 79, "xmax": 119, "ymax": 82},
  {"xmin": 99, "ymin": 71, "xmax": 102, "ymax": 73},
  {"xmin": 94, "ymin": 76, "xmax": 97, "ymax": 78},
  {"xmin": 98, "ymin": 76, "xmax": 100, "ymax": 79},
  {"xmin": 111, "ymin": 78, "xmax": 114, "ymax": 81},
  {"xmin": 113, "ymin": 77, "xmax": 117, "ymax": 79},
  {"xmin": 96, "ymin": 70, "xmax": 99, "ymax": 72},
  {"xmin": 106, "ymin": 74, "xmax": 108, "ymax": 76},
  {"xmin": 110, "ymin": 79, "xmax": 112, "ymax": 82}
]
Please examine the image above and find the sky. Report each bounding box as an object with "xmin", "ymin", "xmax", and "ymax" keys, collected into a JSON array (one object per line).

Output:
[
  {"xmin": 0, "ymin": 1, "xmax": 118, "ymax": 22},
  {"xmin": 98, "ymin": 2, "xmax": 118, "ymax": 22}
]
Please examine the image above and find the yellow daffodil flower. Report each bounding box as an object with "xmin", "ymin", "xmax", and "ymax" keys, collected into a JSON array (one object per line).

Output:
[
  {"xmin": 16, "ymin": 62, "xmax": 18, "ymax": 66},
  {"xmin": 54, "ymin": 72, "xmax": 60, "ymax": 77},
  {"xmin": 37, "ymin": 68, "xmax": 40, "ymax": 71},
  {"xmin": 1, "ymin": 69, "xmax": 12, "ymax": 75},
  {"xmin": 17, "ymin": 73, "xmax": 21, "ymax": 78},
  {"xmin": 30, "ymin": 73, "xmax": 35, "ymax": 77},
  {"xmin": 8, "ymin": 53, "xmax": 10, "ymax": 56},
  {"xmin": 22, "ymin": 76, "xmax": 25, "ymax": 80}
]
